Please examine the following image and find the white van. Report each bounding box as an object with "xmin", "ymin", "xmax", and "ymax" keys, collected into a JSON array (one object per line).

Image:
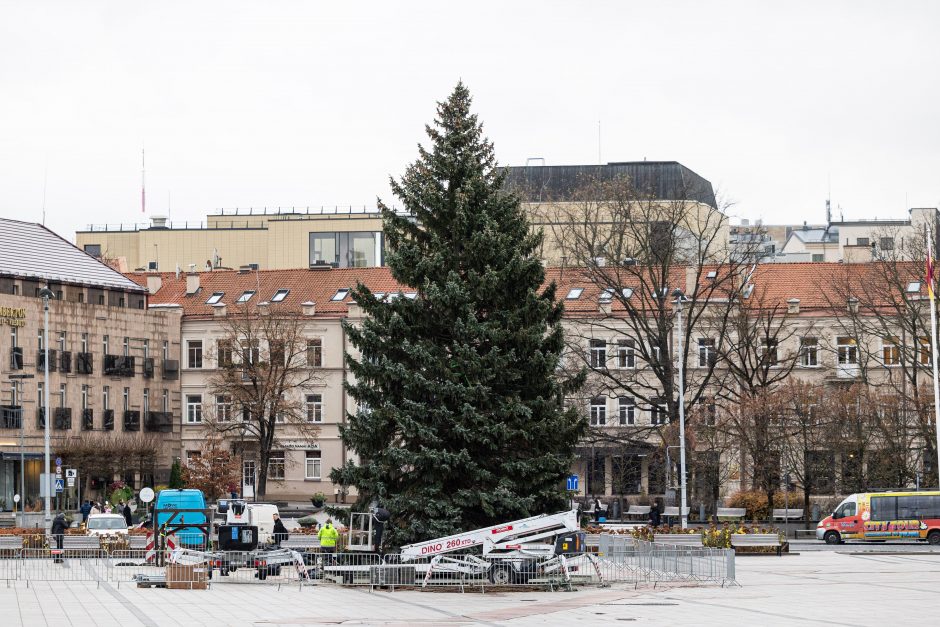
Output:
[
  {"xmin": 225, "ymin": 501, "xmax": 280, "ymax": 539},
  {"xmin": 85, "ymin": 514, "xmax": 129, "ymax": 536}
]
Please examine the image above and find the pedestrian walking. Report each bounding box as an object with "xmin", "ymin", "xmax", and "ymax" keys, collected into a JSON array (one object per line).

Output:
[
  {"xmin": 122, "ymin": 501, "xmax": 132, "ymax": 527},
  {"xmin": 51, "ymin": 511, "xmax": 68, "ymax": 563},
  {"xmin": 593, "ymin": 497, "xmax": 603, "ymax": 523},
  {"xmin": 90, "ymin": 501, "xmax": 101, "ymax": 515},
  {"xmin": 79, "ymin": 500, "xmax": 92, "ymax": 523}
]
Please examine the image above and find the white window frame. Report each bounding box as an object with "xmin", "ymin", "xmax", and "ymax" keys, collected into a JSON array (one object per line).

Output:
[
  {"xmin": 697, "ymin": 338, "xmax": 715, "ymax": 368},
  {"xmin": 760, "ymin": 338, "xmax": 779, "ymax": 367},
  {"xmin": 216, "ymin": 395, "xmax": 232, "ymax": 422},
  {"xmin": 269, "ymin": 453, "xmax": 285, "ymax": 480},
  {"xmin": 616, "ymin": 339, "xmax": 635, "ymax": 369},
  {"xmin": 800, "ymin": 337, "xmax": 819, "ymax": 367},
  {"xmin": 590, "ymin": 397, "xmax": 607, "ymax": 426},
  {"xmin": 236, "ymin": 290, "xmax": 255, "ymax": 303},
  {"xmin": 837, "ymin": 337, "xmax": 858, "ymax": 365},
  {"xmin": 618, "ymin": 396, "xmax": 635, "ymax": 425},
  {"xmin": 882, "ymin": 337, "xmax": 900, "ymax": 367},
  {"xmin": 271, "ymin": 289, "xmax": 289, "ymax": 302},
  {"xmin": 307, "ymin": 338, "xmax": 323, "ymax": 367},
  {"xmin": 305, "ymin": 393, "xmax": 323, "ymax": 423},
  {"xmin": 186, "ymin": 394, "xmax": 203, "ymax": 424},
  {"xmin": 187, "ymin": 340, "xmax": 203, "ymax": 369},
  {"xmin": 589, "ymin": 339, "xmax": 607, "ymax": 369},
  {"xmin": 305, "ymin": 451, "xmax": 321, "ymax": 480}
]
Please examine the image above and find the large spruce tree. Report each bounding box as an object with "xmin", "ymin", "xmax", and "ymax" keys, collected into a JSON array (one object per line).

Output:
[{"xmin": 332, "ymin": 83, "xmax": 584, "ymax": 548}]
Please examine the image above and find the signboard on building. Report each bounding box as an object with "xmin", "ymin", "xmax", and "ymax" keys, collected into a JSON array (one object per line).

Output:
[{"xmin": 0, "ymin": 306, "xmax": 26, "ymax": 327}]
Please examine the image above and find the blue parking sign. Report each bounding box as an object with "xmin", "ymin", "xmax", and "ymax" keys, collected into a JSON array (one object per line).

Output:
[{"xmin": 566, "ymin": 475, "xmax": 579, "ymax": 491}]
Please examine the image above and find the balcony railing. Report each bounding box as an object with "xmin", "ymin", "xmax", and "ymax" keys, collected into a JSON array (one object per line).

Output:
[
  {"xmin": 1, "ymin": 406, "xmax": 22, "ymax": 429},
  {"xmin": 144, "ymin": 411, "xmax": 173, "ymax": 433},
  {"xmin": 59, "ymin": 351, "xmax": 72, "ymax": 373},
  {"xmin": 162, "ymin": 359, "xmax": 179, "ymax": 380},
  {"xmin": 123, "ymin": 410, "xmax": 141, "ymax": 432},
  {"xmin": 104, "ymin": 355, "xmax": 135, "ymax": 377},
  {"xmin": 103, "ymin": 409, "xmax": 114, "ymax": 431},
  {"xmin": 54, "ymin": 407, "xmax": 71, "ymax": 430},
  {"xmin": 143, "ymin": 357, "xmax": 155, "ymax": 379},
  {"xmin": 76, "ymin": 352, "xmax": 94, "ymax": 374},
  {"xmin": 82, "ymin": 408, "xmax": 94, "ymax": 431},
  {"xmin": 37, "ymin": 349, "xmax": 58, "ymax": 372},
  {"xmin": 9, "ymin": 347, "xmax": 23, "ymax": 370}
]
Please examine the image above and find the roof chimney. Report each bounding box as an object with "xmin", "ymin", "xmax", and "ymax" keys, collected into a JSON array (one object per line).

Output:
[
  {"xmin": 301, "ymin": 301, "xmax": 316, "ymax": 316},
  {"xmin": 146, "ymin": 275, "xmax": 163, "ymax": 295},
  {"xmin": 212, "ymin": 302, "xmax": 227, "ymax": 317},
  {"xmin": 787, "ymin": 298, "xmax": 800, "ymax": 314},
  {"xmin": 185, "ymin": 272, "xmax": 200, "ymax": 295}
]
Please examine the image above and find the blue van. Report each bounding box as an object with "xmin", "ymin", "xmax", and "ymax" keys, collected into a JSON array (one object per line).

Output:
[{"xmin": 154, "ymin": 489, "xmax": 208, "ymax": 547}]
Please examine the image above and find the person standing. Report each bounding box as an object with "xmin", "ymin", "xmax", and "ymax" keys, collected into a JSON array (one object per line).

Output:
[
  {"xmin": 122, "ymin": 501, "xmax": 132, "ymax": 527},
  {"xmin": 90, "ymin": 501, "xmax": 101, "ymax": 515},
  {"xmin": 649, "ymin": 503, "xmax": 661, "ymax": 528},
  {"xmin": 318, "ymin": 519, "xmax": 339, "ymax": 558},
  {"xmin": 272, "ymin": 513, "xmax": 289, "ymax": 546},
  {"xmin": 51, "ymin": 511, "xmax": 68, "ymax": 563},
  {"xmin": 372, "ymin": 504, "xmax": 390, "ymax": 555}
]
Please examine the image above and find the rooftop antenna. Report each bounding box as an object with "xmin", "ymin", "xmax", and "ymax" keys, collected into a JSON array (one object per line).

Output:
[
  {"xmin": 141, "ymin": 146, "xmax": 146, "ymax": 214},
  {"xmin": 826, "ymin": 173, "xmax": 831, "ymax": 224},
  {"xmin": 597, "ymin": 120, "xmax": 602, "ymax": 165}
]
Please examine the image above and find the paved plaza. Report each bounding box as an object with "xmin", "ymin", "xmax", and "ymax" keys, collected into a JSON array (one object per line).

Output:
[{"xmin": 2, "ymin": 547, "xmax": 938, "ymax": 626}]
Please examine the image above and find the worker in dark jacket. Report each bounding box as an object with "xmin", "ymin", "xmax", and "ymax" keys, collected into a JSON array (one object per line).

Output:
[
  {"xmin": 649, "ymin": 503, "xmax": 662, "ymax": 528},
  {"xmin": 373, "ymin": 503, "xmax": 390, "ymax": 555},
  {"xmin": 51, "ymin": 512, "xmax": 68, "ymax": 562},
  {"xmin": 272, "ymin": 513, "xmax": 289, "ymax": 546},
  {"xmin": 122, "ymin": 501, "xmax": 133, "ymax": 527}
]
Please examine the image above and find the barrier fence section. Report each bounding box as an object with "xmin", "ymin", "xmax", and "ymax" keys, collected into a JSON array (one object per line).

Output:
[{"xmin": 0, "ymin": 534, "xmax": 735, "ymax": 589}]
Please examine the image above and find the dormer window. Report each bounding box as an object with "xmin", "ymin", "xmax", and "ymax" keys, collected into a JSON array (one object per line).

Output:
[
  {"xmin": 706, "ymin": 271, "xmax": 718, "ymax": 279},
  {"xmin": 271, "ymin": 289, "xmax": 290, "ymax": 302},
  {"xmin": 906, "ymin": 281, "xmax": 921, "ymax": 294},
  {"xmin": 566, "ymin": 288, "xmax": 584, "ymax": 300},
  {"xmin": 236, "ymin": 290, "xmax": 255, "ymax": 303},
  {"xmin": 331, "ymin": 289, "xmax": 350, "ymax": 302},
  {"xmin": 206, "ymin": 292, "xmax": 224, "ymax": 305},
  {"xmin": 742, "ymin": 284, "xmax": 755, "ymax": 299}
]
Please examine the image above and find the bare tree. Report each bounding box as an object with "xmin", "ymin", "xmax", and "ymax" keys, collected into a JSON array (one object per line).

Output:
[
  {"xmin": 207, "ymin": 303, "xmax": 320, "ymax": 498},
  {"xmin": 546, "ymin": 175, "xmax": 760, "ymax": 503},
  {"xmin": 181, "ymin": 433, "xmax": 242, "ymax": 500}
]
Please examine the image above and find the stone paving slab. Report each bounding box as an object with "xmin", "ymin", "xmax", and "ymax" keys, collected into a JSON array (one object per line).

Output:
[{"xmin": 0, "ymin": 551, "xmax": 937, "ymax": 625}]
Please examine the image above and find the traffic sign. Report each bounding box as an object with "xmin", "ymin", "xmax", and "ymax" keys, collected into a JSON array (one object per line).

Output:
[
  {"xmin": 66, "ymin": 478, "xmax": 75, "ymax": 488},
  {"xmin": 566, "ymin": 474, "xmax": 579, "ymax": 491},
  {"xmin": 54, "ymin": 478, "xmax": 64, "ymax": 493},
  {"xmin": 139, "ymin": 487, "xmax": 155, "ymax": 503},
  {"xmin": 55, "ymin": 457, "xmax": 62, "ymax": 467},
  {"xmin": 65, "ymin": 469, "xmax": 77, "ymax": 479}
]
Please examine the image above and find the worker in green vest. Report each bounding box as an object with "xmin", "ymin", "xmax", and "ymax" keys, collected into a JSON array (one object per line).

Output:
[{"xmin": 318, "ymin": 519, "xmax": 339, "ymax": 558}]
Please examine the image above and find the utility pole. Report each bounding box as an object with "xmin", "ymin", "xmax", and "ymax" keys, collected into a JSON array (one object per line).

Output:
[
  {"xmin": 39, "ymin": 287, "xmax": 55, "ymax": 527},
  {"xmin": 672, "ymin": 289, "xmax": 689, "ymax": 529}
]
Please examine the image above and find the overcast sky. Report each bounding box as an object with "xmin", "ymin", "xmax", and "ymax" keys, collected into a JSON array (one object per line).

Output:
[{"xmin": 1, "ymin": 1, "xmax": 938, "ymax": 241}]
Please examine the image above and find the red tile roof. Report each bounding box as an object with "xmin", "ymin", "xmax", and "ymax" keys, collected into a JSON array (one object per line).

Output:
[{"xmin": 127, "ymin": 261, "xmax": 926, "ymax": 319}]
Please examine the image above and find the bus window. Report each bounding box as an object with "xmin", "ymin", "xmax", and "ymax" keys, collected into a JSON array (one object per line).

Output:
[
  {"xmin": 870, "ymin": 496, "xmax": 897, "ymax": 521},
  {"xmin": 834, "ymin": 501, "xmax": 856, "ymax": 518},
  {"xmin": 914, "ymin": 495, "xmax": 940, "ymax": 519},
  {"xmin": 897, "ymin": 496, "xmax": 919, "ymax": 519}
]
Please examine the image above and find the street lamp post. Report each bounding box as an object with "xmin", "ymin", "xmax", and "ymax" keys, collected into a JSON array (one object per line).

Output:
[
  {"xmin": 39, "ymin": 287, "xmax": 55, "ymax": 528},
  {"xmin": 672, "ymin": 289, "xmax": 689, "ymax": 529}
]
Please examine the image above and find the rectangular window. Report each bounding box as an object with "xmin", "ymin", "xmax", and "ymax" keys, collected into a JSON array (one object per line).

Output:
[
  {"xmin": 879, "ymin": 237, "xmax": 895, "ymax": 251},
  {"xmin": 143, "ymin": 388, "xmax": 150, "ymax": 413},
  {"xmin": 57, "ymin": 331, "xmax": 66, "ymax": 352},
  {"xmin": 123, "ymin": 337, "xmax": 129, "ymax": 357},
  {"xmin": 269, "ymin": 453, "xmax": 285, "ymax": 480},
  {"xmin": 565, "ymin": 288, "xmax": 584, "ymax": 300},
  {"xmin": 800, "ymin": 337, "xmax": 818, "ymax": 367},
  {"xmin": 103, "ymin": 386, "xmax": 110, "ymax": 411},
  {"xmin": 870, "ymin": 496, "xmax": 897, "ymax": 522},
  {"xmin": 882, "ymin": 337, "xmax": 900, "ymax": 366},
  {"xmin": 187, "ymin": 340, "xmax": 203, "ymax": 369},
  {"xmin": 811, "ymin": 254, "xmax": 825, "ymax": 262},
  {"xmin": 349, "ymin": 232, "xmax": 378, "ymax": 267},
  {"xmin": 162, "ymin": 340, "xmax": 169, "ymax": 361},
  {"xmin": 122, "ymin": 387, "xmax": 129, "ymax": 412},
  {"xmin": 216, "ymin": 395, "xmax": 232, "ymax": 422},
  {"xmin": 236, "ymin": 290, "xmax": 255, "ymax": 303},
  {"xmin": 38, "ymin": 329, "xmax": 43, "ymax": 350},
  {"xmin": 11, "ymin": 326, "xmax": 18, "ymax": 348},
  {"xmin": 310, "ymin": 233, "xmax": 339, "ymax": 266},
  {"xmin": 58, "ymin": 383, "xmax": 66, "ymax": 407},
  {"xmin": 305, "ymin": 393, "xmax": 323, "ymax": 423},
  {"xmin": 143, "ymin": 339, "xmax": 150, "ymax": 359},
  {"xmin": 590, "ymin": 397, "xmax": 607, "ymax": 426},
  {"xmin": 103, "ymin": 335, "xmax": 109, "ymax": 355},
  {"xmin": 81, "ymin": 385, "xmax": 89, "ymax": 410},
  {"xmin": 760, "ymin": 339, "xmax": 778, "ymax": 366},
  {"xmin": 306, "ymin": 338, "xmax": 323, "ymax": 367},
  {"xmin": 648, "ymin": 338, "xmax": 662, "ymax": 365},
  {"xmin": 271, "ymin": 289, "xmax": 289, "ymax": 302},
  {"xmin": 857, "ymin": 237, "xmax": 870, "ymax": 246},
  {"xmin": 618, "ymin": 397, "xmax": 635, "ymax": 425},
  {"xmin": 80, "ymin": 332, "xmax": 88, "ymax": 353},
  {"xmin": 919, "ymin": 337, "xmax": 932, "ymax": 365},
  {"xmin": 186, "ymin": 394, "xmax": 203, "ymax": 424},
  {"xmin": 305, "ymin": 451, "xmax": 322, "ymax": 480},
  {"xmin": 206, "ymin": 292, "xmax": 224, "ymax": 305},
  {"xmin": 162, "ymin": 389, "xmax": 169, "ymax": 413},
  {"xmin": 217, "ymin": 340, "xmax": 233, "ymax": 367},
  {"xmin": 589, "ymin": 339, "xmax": 607, "ymax": 369},
  {"xmin": 698, "ymin": 338, "xmax": 715, "ymax": 367},
  {"xmin": 616, "ymin": 340, "xmax": 635, "ymax": 369},
  {"xmin": 331, "ymin": 289, "xmax": 349, "ymax": 302},
  {"xmin": 650, "ymin": 402, "xmax": 667, "ymax": 426},
  {"xmin": 837, "ymin": 337, "xmax": 858, "ymax": 365},
  {"xmin": 38, "ymin": 382, "xmax": 44, "ymax": 409}
]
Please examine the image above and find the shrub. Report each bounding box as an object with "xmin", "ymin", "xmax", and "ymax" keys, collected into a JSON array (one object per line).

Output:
[{"xmin": 725, "ymin": 490, "xmax": 790, "ymax": 520}]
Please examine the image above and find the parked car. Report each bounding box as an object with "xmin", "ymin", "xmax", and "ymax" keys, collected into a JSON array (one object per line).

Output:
[{"xmin": 85, "ymin": 514, "xmax": 129, "ymax": 536}]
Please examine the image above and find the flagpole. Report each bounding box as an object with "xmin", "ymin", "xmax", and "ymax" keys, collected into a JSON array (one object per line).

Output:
[{"xmin": 927, "ymin": 229, "xmax": 940, "ymax": 488}]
